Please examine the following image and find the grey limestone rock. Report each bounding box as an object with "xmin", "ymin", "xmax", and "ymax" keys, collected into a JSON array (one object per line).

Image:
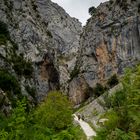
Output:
[
  {"xmin": 0, "ymin": 0, "xmax": 82, "ymax": 105},
  {"xmin": 77, "ymin": 0, "xmax": 140, "ymax": 88},
  {"xmin": 0, "ymin": 0, "xmax": 140, "ymax": 106}
]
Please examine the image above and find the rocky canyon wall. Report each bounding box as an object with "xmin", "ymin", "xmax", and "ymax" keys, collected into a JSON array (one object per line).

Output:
[
  {"xmin": 0, "ymin": 0, "xmax": 140, "ymax": 108},
  {"xmin": 0, "ymin": 0, "xmax": 82, "ymax": 112},
  {"xmin": 69, "ymin": 0, "xmax": 140, "ymax": 104}
]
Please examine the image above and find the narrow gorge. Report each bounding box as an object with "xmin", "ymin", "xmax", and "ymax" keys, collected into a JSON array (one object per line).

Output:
[{"xmin": 0, "ymin": 0, "xmax": 140, "ymax": 139}]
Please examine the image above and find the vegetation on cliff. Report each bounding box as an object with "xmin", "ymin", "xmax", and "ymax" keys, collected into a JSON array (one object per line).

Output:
[{"xmin": 0, "ymin": 21, "xmax": 10, "ymax": 45}]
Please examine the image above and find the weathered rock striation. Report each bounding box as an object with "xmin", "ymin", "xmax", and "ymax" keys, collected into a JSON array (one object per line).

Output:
[
  {"xmin": 0, "ymin": 0, "xmax": 140, "ymax": 108},
  {"xmin": 76, "ymin": 0, "xmax": 140, "ymax": 88},
  {"xmin": 0, "ymin": 0, "xmax": 82, "ymax": 111},
  {"xmin": 68, "ymin": 0, "xmax": 140, "ymax": 104}
]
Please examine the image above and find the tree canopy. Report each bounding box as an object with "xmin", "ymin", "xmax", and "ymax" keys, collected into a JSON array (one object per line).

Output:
[{"xmin": 34, "ymin": 91, "xmax": 73, "ymax": 131}]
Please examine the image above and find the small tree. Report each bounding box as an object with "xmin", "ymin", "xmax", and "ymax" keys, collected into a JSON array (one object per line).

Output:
[
  {"xmin": 88, "ymin": 6, "xmax": 96, "ymax": 16},
  {"xmin": 93, "ymin": 83, "xmax": 106, "ymax": 97},
  {"xmin": 34, "ymin": 91, "xmax": 73, "ymax": 131},
  {"xmin": 107, "ymin": 74, "xmax": 119, "ymax": 88}
]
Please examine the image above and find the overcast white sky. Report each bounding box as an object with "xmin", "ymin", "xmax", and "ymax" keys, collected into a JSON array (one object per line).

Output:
[{"xmin": 52, "ymin": 0, "xmax": 108, "ymax": 25}]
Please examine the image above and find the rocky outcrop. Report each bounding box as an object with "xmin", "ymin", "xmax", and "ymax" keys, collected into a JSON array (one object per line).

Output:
[
  {"xmin": 0, "ymin": 0, "xmax": 82, "ymax": 109},
  {"xmin": 1, "ymin": 0, "xmax": 140, "ymax": 107},
  {"xmin": 77, "ymin": 0, "xmax": 140, "ymax": 88},
  {"xmin": 69, "ymin": 76, "xmax": 91, "ymax": 105}
]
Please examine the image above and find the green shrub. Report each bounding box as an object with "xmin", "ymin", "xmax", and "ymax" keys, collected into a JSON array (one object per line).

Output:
[
  {"xmin": 25, "ymin": 86, "xmax": 36, "ymax": 99},
  {"xmin": 0, "ymin": 21, "xmax": 9, "ymax": 37},
  {"xmin": 0, "ymin": 99, "xmax": 28, "ymax": 140},
  {"xmin": 107, "ymin": 74, "xmax": 119, "ymax": 88},
  {"xmin": 88, "ymin": 6, "xmax": 96, "ymax": 16},
  {"xmin": 95, "ymin": 65, "xmax": 140, "ymax": 140},
  {"xmin": 102, "ymin": 110, "xmax": 119, "ymax": 130},
  {"xmin": 0, "ymin": 34, "xmax": 7, "ymax": 45},
  {"xmin": 93, "ymin": 83, "xmax": 107, "ymax": 97},
  {"xmin": 7, "ymin": 99, "xmax": 27, "ymax": 139},
  {"xmin": 0, "ymin": 21, "xmax": 10, "ymax": 45},
  {"xmin": 46, "ymin": 30, "xmax": 53, "ymax": 38},
  {"xmin": 103, "ymin": 90, "xmax": 126, "ymax": 109},
  {"xmin": 10, "ymin": 54, "xmax": 33, "ymax": 78},
  {"xmin": 0, "ymin": 69, "xmax": 21, "ymax": 96},
  {"xmin": 34, "ymin": 91, "xmax": 73, "ymax": 131},
  {"xmin": 0, "ymin": 69, "xmax": 22, "ymax": 107}
]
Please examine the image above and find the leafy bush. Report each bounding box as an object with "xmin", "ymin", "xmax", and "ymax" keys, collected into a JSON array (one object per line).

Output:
[
  {"xmin": 88, "ymin": 6, "xmax": 96, "ymax": 16},
  {"xmin": 100, "ymin": 110, "xmax": 119, "ymax": 130},
  {"xmin": 103, "ymin": 90, "xmax": 126, "ymax": 109},
  {"xmin": 0, "ymin": 21, "xmax": 10, "ymax": 45},
  {"xmin": 0, "ymin": 69, "xmax": 22, "ymax": 107},
  {"xmin": 6, "ymin": 99, "xmax": 27, "ymax": 139},
  {"xmin": 95, "ymin": 66, "xmax": 140, "ymax": 140},
  {"xmin": 0, "ymin": 21, "xmax": 9, "ymax": 37},
  {"xmin": 0, "ymin": 69, "xmax": 21, "ymax": 96},
  {"xmin": 34, "ymin": 91, "xmax": 73, "ymax": 131},
  {"xmin": 0, "ymin": 99, "xmax": 27, "ymax": 140},
  {"xmin": 10, "ymin": 54, "xmax": 33, "ymax": 78},
  {"xmin": 0, "ymin": 34, "xmax": 7, "ymax": 45},
  {"xmin": 93, "ymin": 83, "xmax": 107, "ymax": 97},
  {"xmin": 25, "ymin": 86, "xmax": 36, "ymax": 99},
  {"xmin": 107, "ymin": 74, "xmax": 119, "ymax": 88},
  {"xmin": 46, "ymin": 30, "xmax": 53, "ymax": 38}
]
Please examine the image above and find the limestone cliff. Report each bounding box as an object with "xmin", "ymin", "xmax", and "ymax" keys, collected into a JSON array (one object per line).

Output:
[
  {"xmin": 72, "ymin": 0, "xmax": 140, "ymax": 91},
  {"xmin": 0, "ymin": 0, "xmax": 82, "ymax": 112},
  {"xmin": 68, "ymin": 0, "xmax": 140, "ymax": 104},
  {"xmin": 0, "ymin": 0, "xmax": 140, "ymax": 108}
]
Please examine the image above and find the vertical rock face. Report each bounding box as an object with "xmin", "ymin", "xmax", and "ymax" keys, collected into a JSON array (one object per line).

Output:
[
  {"xmin": 78, "ymin": 0, "xmax": 140, "ymax": 88},
  {"xmin": 1, "ymin": 0, "xmax": 140, "ymax": 107},
  {"xmin": 0, "ymin": 0, "xmax": 82, "ymax": 108},
  {"xmin": 69, "ymin": 76, "xmax": 91, "ymax": 105}
]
